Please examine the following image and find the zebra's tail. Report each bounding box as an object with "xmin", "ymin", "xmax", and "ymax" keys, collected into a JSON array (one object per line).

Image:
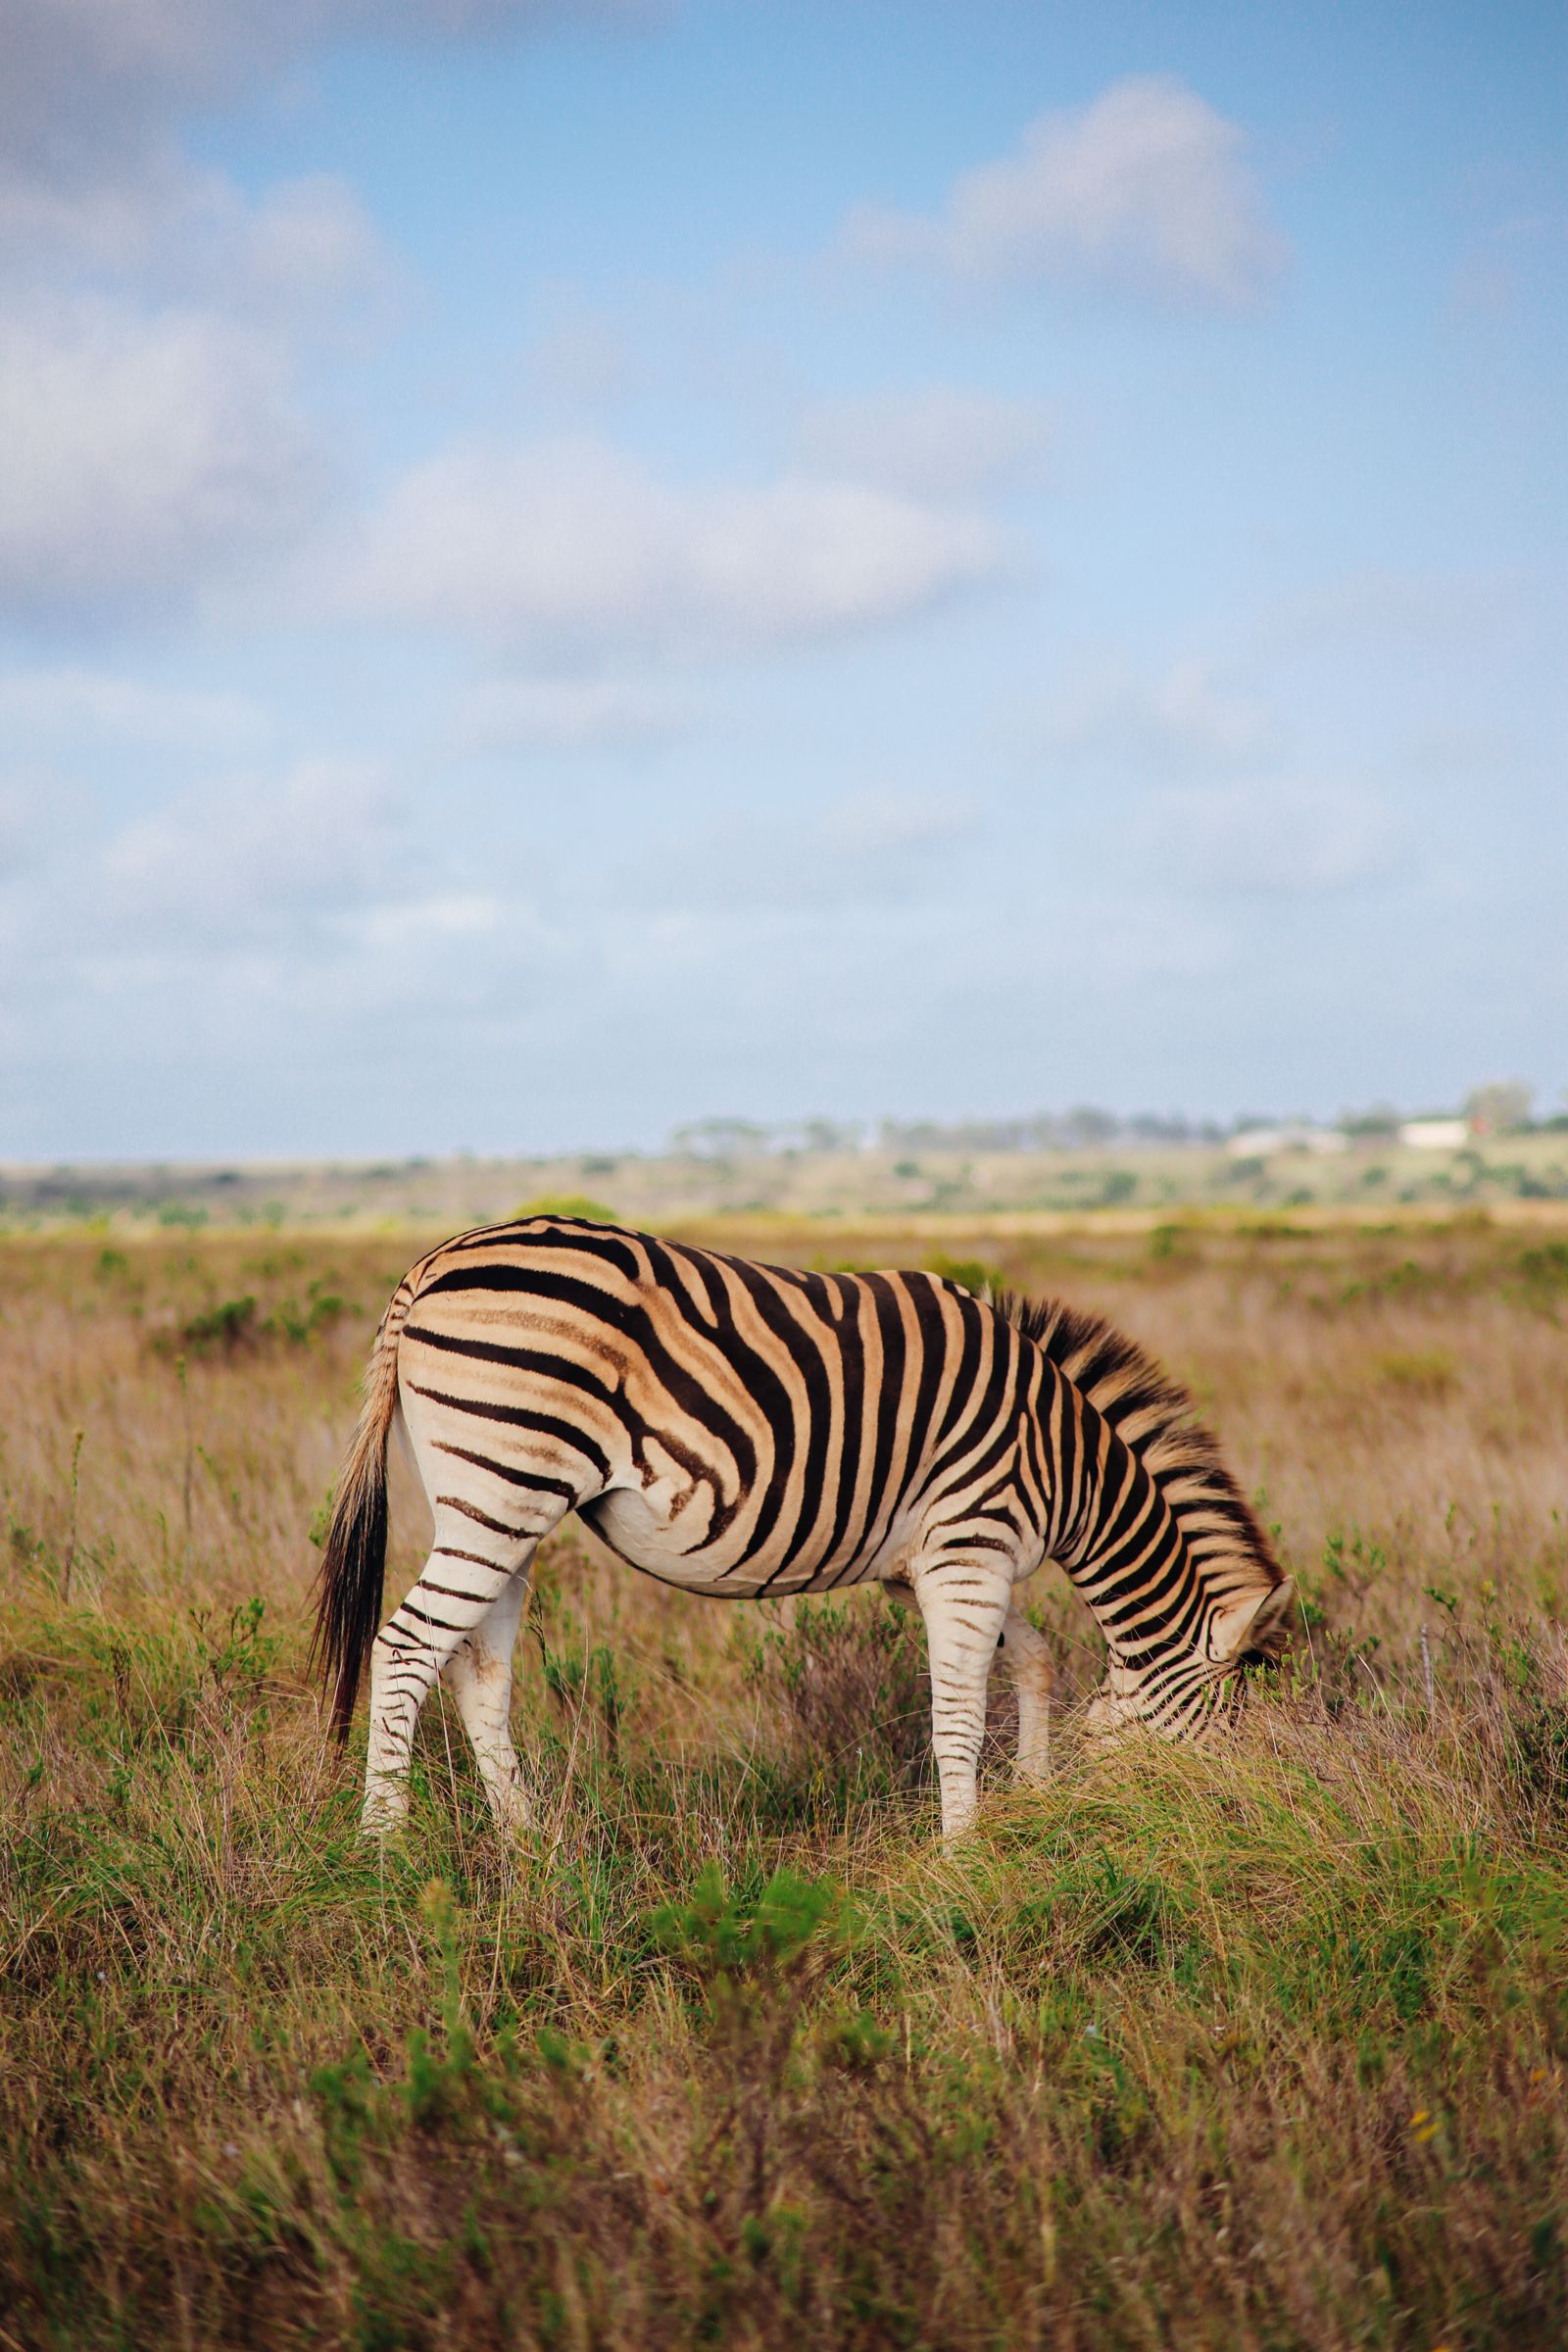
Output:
[{"xmin": 311, "ymin": 1303, "xmax": 401, "ymax": 1743}]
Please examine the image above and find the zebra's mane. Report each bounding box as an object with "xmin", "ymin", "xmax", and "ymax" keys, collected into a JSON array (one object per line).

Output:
[{"xmin": 991, "ymin": 1287, "xmax": 1286, "ymax": 1643}]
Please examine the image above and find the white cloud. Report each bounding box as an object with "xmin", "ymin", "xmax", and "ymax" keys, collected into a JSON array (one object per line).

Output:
[
  {"xmin": 842, "ymin": 77, "xmax": 1287, "ymax": 310},
  {"xmin": 794, "ymin": 387, "xmax": 1053, "ymax": 498},
  {"xmin": 345, "ymin": 890, "xmax": 503, "ymax": 951},
  {"xmin": 0, "ymin": 296, "xmax": 322, "ymax": 619},
  {"xmin": 0, "ymin": 776, "xmax": 51, "ymax": 880},
  {"xmin": 1129, "ymin": 779, "xmax": 1404, "ymax": 896},
  {"xmin": 0, "ymin": 3, "xmax": 650, "ymax": 208},
  {"xmin": 97, "ymin": 757, "xmax": 394, "ymax": 938},
  {"xmin": 0, "ymin": 750, "xmax": 546, "ymax": 1077},
  {"xmin": 1042, "ymin": 658, "xmax": 1281, "ymax": 773},
  {"xmin": 0, "ymin": 1, "xmax": 591, "ymax": 332},
  {"xmin": 0, "ymin": 16, "xmax": 398, "ymax": 635},
  {"xmin": 521, "ymin": 296, "xmax": 637, "ymax": 409},
  {"xmin": 1262, "ymin": 567, "xmax": 1523, "ymax": 651},
  {"xmin": 326, "ymin": 435, "xmax": 1013, "ymax": 659},
  {"xmin": 819, "ymin": 790, "xmax": 978, "ymax": 859},
  {"xmin": 624, "ymin": 789, "xmax": 982, "ymax": 916},
  {"xmin": 171, "ymin": 172, "xmax": 396, "ymax": 330},
  {"xmin": 452, "ymin": 674, "xmax": 697, "ymax": 753},
  {"xmin": 0, "ymin": 668, "xmax": 267, "ymax": 751},
  {"xmin": 0, "ymin": 137, "xmax": 393, "ymax": 319}
]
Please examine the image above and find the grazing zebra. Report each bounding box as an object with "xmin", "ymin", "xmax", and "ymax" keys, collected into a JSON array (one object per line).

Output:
[{"xmin": 314, "ymin": 1216, "xmax": 1293, "ymax": 1838}]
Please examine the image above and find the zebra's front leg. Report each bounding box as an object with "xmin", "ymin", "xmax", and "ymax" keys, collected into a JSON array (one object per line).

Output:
[
  {"xmin": 363, "ymin": 1542, "xmax": 523, "ymax": 1836},
  {"xmin": 444, "ymin": 1565, "xmax": 533, "ymax": 1833},
  {"xmin": 998, "ymin": 1602, "xmax": 1054, "ymax": 1785},
  {"xmin": 911, "ymin": 1553, "xmax": 1013, "ymax": 1839}
]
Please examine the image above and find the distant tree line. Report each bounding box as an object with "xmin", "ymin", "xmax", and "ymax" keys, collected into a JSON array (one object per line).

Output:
[
  {"xmin": 668, "ymin": 1110, "xmax": 1230, "ymax": 1159},
  {"xmin": 668, "ymin": 1083, "xmax": 1561, "ymax": 1160}
]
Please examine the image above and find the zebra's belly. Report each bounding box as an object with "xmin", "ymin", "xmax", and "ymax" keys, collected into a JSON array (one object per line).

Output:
[{"xmin": 579, "ymin": 1485, "xmax": 884, "ymax": 1598}]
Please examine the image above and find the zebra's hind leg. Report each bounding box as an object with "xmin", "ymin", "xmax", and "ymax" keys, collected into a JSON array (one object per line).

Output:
[
  {"xmin": 910, "ymin": 1552, "xmax": 1013, "ymax": 1839},
  {"xmin": 362, "ymin": 1502, "xmax": 541, "ymax": 1837},
  {"xmin": 444, "ymin": 1567, "xmax": 533, "ymax": 1833},
  {"xmin": 998, "ymin": 1603, "xmax": 1054, "ymax": 1784}
]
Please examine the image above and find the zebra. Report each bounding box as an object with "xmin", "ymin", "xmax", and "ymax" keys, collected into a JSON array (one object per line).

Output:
[{"xmin": 313, "ymin": 1215, "xmax": 1293, "ymax": 1839}]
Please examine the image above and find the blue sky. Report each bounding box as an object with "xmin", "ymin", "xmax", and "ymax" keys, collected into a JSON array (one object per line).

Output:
[{"xmin": 1, "ymin": 0, "xmax": 1563, "ymax": 1157}]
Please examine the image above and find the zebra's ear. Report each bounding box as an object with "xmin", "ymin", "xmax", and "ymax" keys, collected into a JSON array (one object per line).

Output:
[{"xmin": 1212, "ymin": 1579, "xmax": 1295, "ymax": 1665}]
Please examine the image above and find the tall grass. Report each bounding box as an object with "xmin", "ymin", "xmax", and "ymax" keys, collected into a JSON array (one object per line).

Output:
[{"xmin": 1, "ymin": 1217, "xmax": 1565, "ymax": 2348}]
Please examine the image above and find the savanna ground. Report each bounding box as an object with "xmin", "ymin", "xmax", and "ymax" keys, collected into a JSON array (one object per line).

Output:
[{"xmin": 2, "ymin": 1211, "xmax": 1566, "ymax": 2350}]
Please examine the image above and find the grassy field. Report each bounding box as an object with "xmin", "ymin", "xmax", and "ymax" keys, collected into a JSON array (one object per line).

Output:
[{"xmin": 2, "ymin": 1212, "xmax": 1566, "ymax": 2349}]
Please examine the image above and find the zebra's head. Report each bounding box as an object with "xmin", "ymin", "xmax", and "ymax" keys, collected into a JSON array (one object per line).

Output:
[{"xmin": 1084, "ymin": 1576, "xmax": 1296, "ymax": 1740}]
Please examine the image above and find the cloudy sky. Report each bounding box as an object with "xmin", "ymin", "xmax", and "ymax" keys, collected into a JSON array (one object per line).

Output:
[{"xmin": 1, "ymin": 0, "xmax": 1563, "ymax": 1158}]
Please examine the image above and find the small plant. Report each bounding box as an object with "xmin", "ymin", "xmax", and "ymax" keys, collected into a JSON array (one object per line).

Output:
[
  {"xmin": 156, "ymin": 1201, "xmax": 209, "ymax": 1228},
  {"xmin": 923, "ymin": 1250, "xmax": 997, "ymax": 1295},
  {"xmin": 189, "ymin": 1595, "xmax": 280, "ymax": 1696},
  {"xmin": 1096, "ymin": 1169, "xmax": 1138, "ymax": 1206},
  {"xmin": 263, "ymin": 1279, "xmax": 350, "ymax": 1345},
  {"xmin": 177, "ymin": 1295, "xmax": 257, "ymax": 1353},
  {"xmin": 403, "ymin": 1880, "xmax": 476, "ymax": 2127},
  {"xmin": 512, "ymin": 1192, "xmax": 617, "ymax": 1223},
  {"xmin": 539, "ymin": 1633, "xmax": 629, "ymax": 1752},
  {"xmin": 1520, "ymin": 1240, "xmax": 1568, "ymax": 1295},
  {"xmin": 653, "ymin": 1861, "xmax": 842, "ymax": 1987},
  {"xmin": 747, "ymin": 1594, "xmax": 931, "ymax": 1807},
  {"xmin": 1376, "ymin": 1347, "xmax": 1457, "ymax": 1397}
]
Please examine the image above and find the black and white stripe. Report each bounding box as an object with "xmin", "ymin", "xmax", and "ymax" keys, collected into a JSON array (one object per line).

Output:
[{"xmin": 313, "ymin": 1216, "xmax": 1292, "ymax": 1836}]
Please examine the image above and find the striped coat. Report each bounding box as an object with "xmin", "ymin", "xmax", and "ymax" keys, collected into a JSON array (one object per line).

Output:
[{"xmin": 314, "ymin": 1216, "xmax": 1292, "ymax": 1837}]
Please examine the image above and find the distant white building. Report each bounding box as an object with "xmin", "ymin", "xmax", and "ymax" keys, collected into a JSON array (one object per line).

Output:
[
  {"xmin": 1398, "ymin": 1118, "xmax": 1470, "ymax": 1151},
  {"xmin": 1226, "ymin": 1125, "xmax": 1348, "ymax": 1158}
]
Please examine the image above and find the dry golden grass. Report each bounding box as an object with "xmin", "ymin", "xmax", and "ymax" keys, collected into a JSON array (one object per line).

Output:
[{"xmin": 1, "ymin": 1213, "xmax": 1566, "ymax": 2349}]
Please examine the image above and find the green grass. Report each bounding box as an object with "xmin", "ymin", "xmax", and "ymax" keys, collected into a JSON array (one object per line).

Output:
[
  {"xmin": 3, "ymin": 1619, "xmax": 1564, "ymax": 2349},
  {"xmin": 2, "ymin": 1221, "xmax": 1566, "ymax": 2346}
]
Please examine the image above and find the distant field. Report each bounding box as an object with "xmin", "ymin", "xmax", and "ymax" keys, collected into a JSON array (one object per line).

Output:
[
  {"xmin": 4, "ymin": 1128, "xmax": 1568, "ymax": 1233},
  {"xmin": 2, "ymin": 1214, "xmax": 1566, "ymax": 2347}
]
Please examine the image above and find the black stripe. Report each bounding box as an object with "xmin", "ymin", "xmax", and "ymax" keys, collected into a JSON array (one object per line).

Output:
[
  {"xmin": 900, "ymin": 1276, "xmax": 956, "ymax": 1490},
  {"xmin": 418, "ymin": 1261, "xmax": 631, "ymax": 1327},
  {"xmin": 443, "ymin": 1223, "xmax": 644, "ymax": 1281},
  {"xmin": 409, "ymin": 1385, "xmax": 612, "ymax": 1480},
  {"xmin": 1112, "ymin": 1581, "xmax": 1208, "ymax": 1665},
  {"xmin": 671, "ymin": 1240, "xmax": 733, "ymax": 1328},
  {"xmin": 691, "ymin": 1259, "xmax": 794, "ymax": 1565},
  {"xmin": 933, "ymin": 1288, "xmax": 986, "ymax": 1447},
  {"xmin": 1083, "ymin": 1445, "xmax": 1158, "ymax": 1572},
  {"xmin": 1050, "ymin": 1368, "xmax": 1082, "ymax": 1555},
  {"xmin": 434, "ymin": 1494, "xmax": 524, "ymax": 1537},
  {"xmin": 817, "ymin": 1276, "xmax": 872, "ymax": 1580},
  {"xmin": 430, "ymin": 1441, "xmax": 578, "ymax": 1500},
  {"xmin": 927, "ymin": 1400, "xmax": 1019, "ymax": 1514},
  {"xmin": 399, "ymin": 1600, "xmax": 466, "ymax": 1633},
  {"xmin": 632, "ymin": 1238, "xmax": 760, "ymax": 1526},
  {"xmin": 404, "ymin": 1323, "xmax": 616, "ymax": 1403},
  {"xmin": 728, "ymin": 1260, "xmax": 838, "ymax": 1588},
  {"xmin": 857, "ymin": 1273, "xmax": 908, "ymax": 1559}
]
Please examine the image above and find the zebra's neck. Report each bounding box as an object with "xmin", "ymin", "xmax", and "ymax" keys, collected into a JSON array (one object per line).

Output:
[
  {"xmin": 1039, "ymin": 1372, "xmax": 1199, "ymax": 1655},
  {"xmin": 1024, "ymin": 1350, "xmax": 1284, "ymax": 1729}
]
